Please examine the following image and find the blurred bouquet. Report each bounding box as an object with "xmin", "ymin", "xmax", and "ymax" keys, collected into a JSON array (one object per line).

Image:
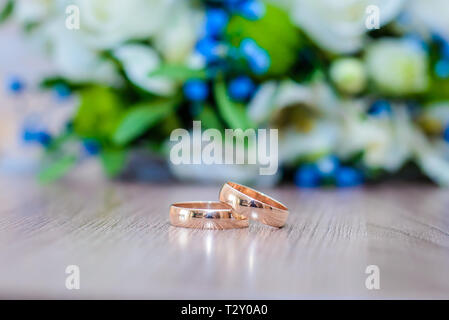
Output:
[{"xmin": 2, "ymin": 0, "xmax": 449, "ymax": 187}]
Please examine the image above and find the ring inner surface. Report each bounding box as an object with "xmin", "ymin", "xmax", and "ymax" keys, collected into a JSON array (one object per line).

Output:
[
  {"xmin": 227, "ymin": 182, "xmax": 288, "ymax": 211},
  {"xmin": 171, "ymin": 202, "xmax": 235, "ymax": 219},
  {"xmin": 173, "ymin": 202, "xmax": 231, "ymax": 210}
]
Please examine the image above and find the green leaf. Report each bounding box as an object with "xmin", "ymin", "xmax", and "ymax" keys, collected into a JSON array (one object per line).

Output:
[
  {"xmin": 197, "ymin": 105, "xmax": 224, "ymax": 130},
  {"xmin": 74, "ymin": 86, "xmax": 124, "ymax": 141},
  {"xmin": 112, "ymin": 99, "xmax": 178, "ymax": 145},
  {"xmin": 214, "ymin": 80, "xmax": 254, "ymax": 130},
  {"xmin": 0, "ymin": 0, "xmax": 14, "ymax": 24},
  {"xmin": 46, "ymin": 131, "xmax": 75, "ymax": 153},
  {"xmin": 225, "ymin": 4, "xmax": 302, "ymax": 76},
  {"xmin": 38, "ymin": 155, "xmax": 77, "ymax": 184},
  {"xmin": 100, "ymin": 149, "xmax": 127, "ymax": 177},
  {"xmin": 149, "ymin": 64, "xmax": 207, "ymax": 81},
  {"xmin": 428, "ymin": 78, "xmax": 449, "ymax": 101}
]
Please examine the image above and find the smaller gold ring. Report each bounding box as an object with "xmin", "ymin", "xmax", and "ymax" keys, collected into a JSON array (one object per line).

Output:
[
  {"xmin": 169, "ymin": 201, "xmax": 249, "ymax": 230},
  {"xmin": 219, "ymin": 182, "xmax": 289, "ymax": 228}
]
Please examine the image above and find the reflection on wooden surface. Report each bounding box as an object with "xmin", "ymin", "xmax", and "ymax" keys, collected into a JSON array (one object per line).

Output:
[{"xmin": 0, "ymin": 177, "xmax": 448, "ymax": 299}]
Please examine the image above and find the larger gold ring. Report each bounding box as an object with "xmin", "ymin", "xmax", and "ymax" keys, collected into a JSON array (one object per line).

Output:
[
  {"xmin": 219, "ymin": 182, "xmax": 289, "ymax": 228},
  {"xmin": 169, "ymin": 201, "xmax": 249, "ymax": 230}
]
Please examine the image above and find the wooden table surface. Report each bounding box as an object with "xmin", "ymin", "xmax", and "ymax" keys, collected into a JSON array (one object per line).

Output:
[{"xmin": 0, "ymin": 176, "xmax": 449, "ymax": 299}]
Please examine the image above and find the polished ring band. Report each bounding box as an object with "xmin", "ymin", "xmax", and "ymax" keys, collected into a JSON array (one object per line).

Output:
[
  {"xmin": 169, "ymin": 201, "xmax": 249, "ymax": 230},
  {"xmin": 219, "ymin": 182, "xmax": 289, "ymax": 228}
]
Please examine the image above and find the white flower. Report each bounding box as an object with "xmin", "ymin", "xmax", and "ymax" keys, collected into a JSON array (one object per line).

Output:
[
  {"xmin": 365, "ymin": 38, "xmax": 429, "ymax": 95},
  {"xmin": 412, "ymin": 102, "xmax": 449, "ymax": 186},
  {"xmin": 73, "ymin": 0, "xmax": 175, "ymax": 49},
  {"xmin": 42, "ymin": 18, "xmax": 120, "ymax": 85},
  {"xmin": 114, "ymin": 44, "xmax": 175, "ymax": 96},
  {"xmin": 278, "ymin": 121, "xmax": 340, "ymax": 164},
  {"xmin": 330, "ymin": 58, "xmax": 367, "ymax": 94},
  {"xmin": 422, "ymin": 102, "xmax": 449, "ymax": 123},
  {"xmin": 248, "ymin": 79, "xmax": 341, "ymax": 164},
  {"xmin": 410, "ymin": 126, "xmax": 449, "ymax": 187},
  {"xmin": 248, "ymin": 78, "xmax": 340, "ymax": 126},
  {"xmin": 13, "ymin": 0, "xmax": 54, "ymax": 24},
  {"xmin": 289, "ymin": 0, "xmax": 404, "ymax": 53},
  {"xmin": 405, "ymin": 0, "xmax": 449, "ymax": 40},
  {"xmin": 153, "ymin": 2, "xmax": 203, "ymax": 64},
  {"xmin": 338, "ymin": 103, "xmax": 413, "ymax": 171},
  {"xmin": 418, "ymin": 152, "xmax": 449, "ymax": 187},
  {"xmin": 417, "ymin": 102, "xmax": 449, "ymax": 136}
]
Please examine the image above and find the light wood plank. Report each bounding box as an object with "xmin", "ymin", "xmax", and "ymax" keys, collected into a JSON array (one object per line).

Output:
[{"xmin": 0, "ymin": 177, "xmax": 448, "ymax": 299}]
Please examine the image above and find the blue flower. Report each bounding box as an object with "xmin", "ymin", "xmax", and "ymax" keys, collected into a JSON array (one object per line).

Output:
[
  {"xmin": 82, "ymin": 139, "xmax": 100, "ymax": 156},
  {"xmin": 204, "ymin": 8, "xmax": 229, "ymax": 36},
  {"xmin": 238, "ymin": 0, "xmax": 266, "ymax": 20},
  {"xmin": 6, "ymin": 75, "xmax": 25, "ymax": 94},
  {"xmin": 53, "ymin": 84, "xmax": 71, "ymax": 101},
  {"xmin": 435, "ymin": 60, "xmax": 449, "ymax": 79},
  {"xmin": 443, "ymin": 125, "xmax": 449, "ymax": 143},
  {"xmin": 196, "ymin": 37, "xmax": 221, "ymax": 63},
  {"xmin": 294, "ymin": 164, "xmax": 321, "ymax": 188},
  {"xmin": 368, "ymin": 100, "xmax": 391, "ymax": 117},
  {"xmin": 316, "ymin": 155, "xmax": 340, "ymax": 178},
  {"xmin": 335, "ymin": 167, "xmax": 363, "ymax": 188},
  {"xmin": 184, "ymin": 79, "xmax": 209, "ymax": 102},
  {"xmin": 228, "ymin": 76, "xmax": 255, "ymax": 101}
]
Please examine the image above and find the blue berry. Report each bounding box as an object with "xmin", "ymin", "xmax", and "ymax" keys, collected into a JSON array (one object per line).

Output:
[
  {"xmin": 294, "ymin": 164, "xmax": 321, "ymax": 188},
  {"xmin": 196, "ymin": 37, "xmax": 220, "ymax": 62},
  {"xmin": 224, "ymin": 0, "xmax": 241, "ymax": 7},
  {"xmin": 228, "ymin": 76, "xmax": 255, "ymax": 101},
  {"xmin": 53, "ymin": 84, "xmax": 71, "ymax": 100},
  {"xmin": 35, "ymin": 131, "xmax": 52, "ymax": 147},
  {"xmin": 240, "ymin": 39, "xmax": 270, "ymax": 74},
  {"xmin": 432, "ymin": 33, "xmax": 446, "ymax": 45},
  {"xmin": 317, "ymin": 155, "xmax": 340, "ymax": 177},
  {"xmin": 404, "ymin": 34, "xmax": 428, "ymax": 52},
  {"xmin": 368, "ymin": 100, "xmax": 391, "ymax": 117},
  {"xmin": 184, "ymin": 80, "xmax": 209, "ymax": 102},
  {"xmin": 443, "ymin": 126, "xmax": 449, "ymax": 143},
  {"xmin": 249, "ymin": 51, "xmax": 270, "ymax": 74},
  {"xmin": 7, "ymin": 76, "xmax": 25, "ymax": 94},
  {"xmin": 22, "ymin": 128, "xmax": 37, "ymax": 143},
  {"xmin": 435, "ymin": 60, "xmax": 449, "ymax": 79},
  {"xmin": 82, "ymin": 139, "xmax": 100, "ymax": 155},
  {"xmin": 205, "ymin": 8, "xmax": 229, "ymax": 36},
  {"xmin": 238, "ymin": 0, "xmax": 266, "ymax": 20},
  {"xmin": 442, "ymin": 43, "xmax": 449, "ymax": 60},
  {"xmin": 335, "ymin": 167, "xmax": 363, "ymax": 188}
]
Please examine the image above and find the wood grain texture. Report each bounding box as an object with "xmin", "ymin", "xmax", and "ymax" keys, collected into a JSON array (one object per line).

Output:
[{"xmin": 0, "ymin": 176, "xmax": 448, "ymax": 299}]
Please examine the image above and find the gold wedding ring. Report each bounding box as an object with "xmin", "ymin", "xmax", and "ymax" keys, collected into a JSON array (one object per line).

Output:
[
  {"xmin": 169, "ymin": 201, "xmax": 249, "ymax": 230},
  {"xmin": 219, "ymin": 182, "xmax": 289, "ymax": 228}
]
